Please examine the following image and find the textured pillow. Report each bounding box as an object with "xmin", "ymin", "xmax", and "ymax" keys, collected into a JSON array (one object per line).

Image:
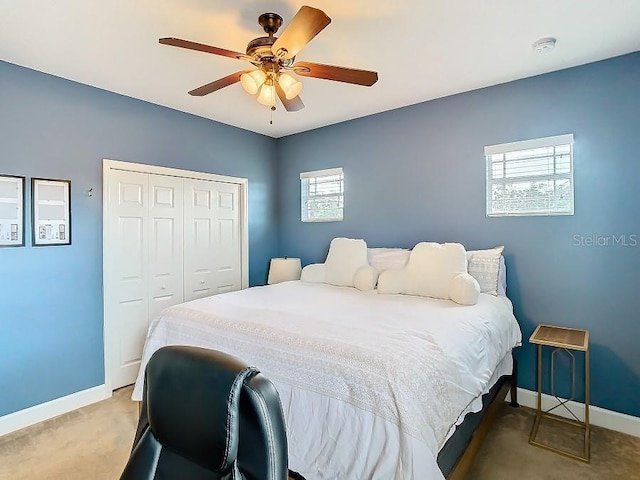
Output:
[
  {"xmin": 324, "ymin": 238, "xmax": 369, "ymax": 287},
  {"xmin": 300, "ymin": 263, "xmax": 325, "ymax": 283},
  {"xmin": 367, "ymin": 248, "xmax": 410, "ymax": 274},
  {"xmin": 377, "ymin": 242, "xmax": 470, "ymax": 302},
  {"xmin": 450, "ymin": 273, "xmax": 481, "ymax": 306},
  {"xmin": 467, "ymin": 246, "xmax": 505, "ymax": 296},
  {"xmin": 353, "ymin": 266, "xmax": 377, "ymax": 291},
  {"xmin": 377, "ymin": 269, "xmax": 406, "ymax": 294},
  {"xmin": 404, "ymin": 242, "xmax": 468, "ymax": 299}
]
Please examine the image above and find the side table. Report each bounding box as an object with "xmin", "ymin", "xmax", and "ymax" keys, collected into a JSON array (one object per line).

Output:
[{"xmin": 528, "ymin": 324, "xmax": 590, "ymax": 463}]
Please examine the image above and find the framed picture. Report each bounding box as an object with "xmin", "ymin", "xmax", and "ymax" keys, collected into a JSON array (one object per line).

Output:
[
  {"xmin": 31, "ymin": 178, "xmax": 72, "ymax": 246},
  {"xmin": 0, "ymin": 174, "xmax": 26, "ymax": 247}
]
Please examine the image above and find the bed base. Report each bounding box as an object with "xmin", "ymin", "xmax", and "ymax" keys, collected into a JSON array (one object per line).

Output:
[{"xmin": 440, "ymin": 354, "xmax": 519, "ymax": 479}]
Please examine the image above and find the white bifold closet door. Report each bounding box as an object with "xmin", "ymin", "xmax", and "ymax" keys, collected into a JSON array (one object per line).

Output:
[
  {"xmin": 183, "ymin": 179, "xmax": 242, "ymax": 301},
  {"xmin": 108, "ymin": 171, "xmax": 184, "ymax": 389},
  {"xmin": 148, "ymin": 176, "xmax": 184, "ymax": 321},
  {"xmin": 104, "ymin": 161, "xmax": 247, "ymax": 391}
]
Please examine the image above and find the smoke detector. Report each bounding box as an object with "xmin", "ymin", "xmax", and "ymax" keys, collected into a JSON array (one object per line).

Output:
[{"xmin": 532, "ymin": 37, "xmax": 557, "ymax": 53}]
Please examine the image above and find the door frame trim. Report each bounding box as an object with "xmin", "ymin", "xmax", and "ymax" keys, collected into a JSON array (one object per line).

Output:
[{"xmin": 102, "ymin": 159, "xmax": 249, "ymax": 392}]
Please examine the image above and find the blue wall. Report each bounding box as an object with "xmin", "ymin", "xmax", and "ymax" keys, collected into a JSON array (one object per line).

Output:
[
  {"xmin": 0, "ymin": 61, "xmax": 279, "ymax": 416},
  {"xmin": 2, "ymin": 51, "xmax": 639, "ymax": 421},
  {"xmin": 276, "ymin": 52, "xmax": 640, "ymax": 417}
]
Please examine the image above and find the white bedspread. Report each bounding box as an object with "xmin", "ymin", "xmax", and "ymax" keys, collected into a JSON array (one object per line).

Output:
[{"xmin": 132, "ymin": 281, "xmax": 521, "ymax": 479}]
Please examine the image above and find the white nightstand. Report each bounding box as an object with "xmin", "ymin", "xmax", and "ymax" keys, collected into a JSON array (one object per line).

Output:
[{"xmin": 268, "ymin": 257, "xmax": 302, "ymax": 284}]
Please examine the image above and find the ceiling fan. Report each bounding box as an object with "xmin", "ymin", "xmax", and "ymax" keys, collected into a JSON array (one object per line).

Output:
[{"xmin": 159, "ymin": 5, "xmax": 378, "ymax": 112}]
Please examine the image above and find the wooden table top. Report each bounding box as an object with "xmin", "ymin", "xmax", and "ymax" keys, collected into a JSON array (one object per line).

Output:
[{"xmin": 529, "ymin": 324, "xmax": 589, "ymax": 351}]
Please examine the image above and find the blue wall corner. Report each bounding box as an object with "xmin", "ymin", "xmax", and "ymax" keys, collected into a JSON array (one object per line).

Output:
[
  {"xmin": 0, "ymin": 61, "xmax": 279, "ymax": 416},
  {"xmin": 275, "ymin": 52, "xmax": 640, "ymax": 417}
]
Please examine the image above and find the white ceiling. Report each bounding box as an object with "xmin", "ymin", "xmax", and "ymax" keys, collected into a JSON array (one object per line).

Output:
[{"xmin": 2, "ymin": 1, "xmax": 639, "ymax": 138}]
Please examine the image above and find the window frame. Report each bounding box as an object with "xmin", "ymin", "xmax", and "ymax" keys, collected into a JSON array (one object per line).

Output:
[
  {"xmin": 300, "ymin": 167, "xmax": 344, "ymax": 223},
  {"xmin": 485, "ymin": 134, "xmax": 575, "ymax": 217}
]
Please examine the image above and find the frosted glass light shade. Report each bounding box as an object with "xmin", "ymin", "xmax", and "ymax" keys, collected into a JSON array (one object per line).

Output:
[
  {"xmin": 278, "ymin": 73, "xmax": 303, "ymax": 99},
  {"xmin": 268, "ymin": 258, "xmax": 302, "ymax": 284},
  {"xmin": 240, "ymin": 69, "xmax": 266, "ymax": 95},
  {"xmin": 257, "ymin": 83, "xmax": 276, "ymax": 106}
]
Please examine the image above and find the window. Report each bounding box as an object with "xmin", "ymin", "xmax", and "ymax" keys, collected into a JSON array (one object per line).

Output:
[
  {"xmin": 300, "ymin": 168, "xmax": 344, "ymax": 222},
  {"xmin": 485, "ymin": 134, "xmax": 574, "ymax": 217}
]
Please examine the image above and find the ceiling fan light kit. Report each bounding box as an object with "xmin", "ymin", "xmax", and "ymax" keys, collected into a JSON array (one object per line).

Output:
[
  {"xmin": 239, "ymin": 69, "xmax": 302, "ymax": 101},
  {"xmin": 277, "ymin": 73, "xmax": 303, "ymax": 99},
  {"xmin": 257, "ymin": 82, "xmax": 277, "ymax": 107},
  {"xmin": 240, "ymin": 69, "xmax": 267, "ymax": 95},
  {"xmin": 159, "ymin": 5, "xmax": 378, "ymax": 114}
]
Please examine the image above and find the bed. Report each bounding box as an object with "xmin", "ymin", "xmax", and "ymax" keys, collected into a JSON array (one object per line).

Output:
[{"xmin": 132, "ymin": 241, "xmax": 521, "ymax": 480}]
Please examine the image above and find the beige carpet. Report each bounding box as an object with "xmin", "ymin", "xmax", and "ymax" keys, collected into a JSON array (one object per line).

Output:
[
  {"xmin": 0, "ymin": 388, "xmax": 137, "ymax": 480},
  {"xmin": 1, "ymin": 388, "xmax": 639, "ymax": 479},
  {"xmin": 468, "ymin": 403, "xmax": 640, "ymax": 479}
]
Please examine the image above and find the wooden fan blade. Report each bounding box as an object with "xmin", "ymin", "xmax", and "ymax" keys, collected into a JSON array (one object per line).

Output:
[
  {"xmin": 275, "ymin": 82, "xmax": 305, "ymax": 112},
  {"xmin": 159, "ymin": 37, "xmax": 244, "ymax": 60},
  {"xmin": 271, "ymin": 6, "xmax": 331, "ymax": 60},
  {"xmin": 188, "ymin": 71, "xmax": 249, "ymax": 96},
  {"xmin": 293, "ymin": 62, "xmax": 378, "ymax": 86}
]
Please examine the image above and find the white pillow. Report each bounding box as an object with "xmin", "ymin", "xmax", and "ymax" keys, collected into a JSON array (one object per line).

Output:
[
  {"xmin": 467, "ymin": 246, "xmax": 505, "ymax": 296},
  {"xmin": 404, "ymin": 242, "xmax": 468, "ymax": 299},
  {"xmin": 377, "ymin": 242, "xmax": 470, "ymax": 302},
  {"xmin": 377, "ymin": 269, "xmax": 406, "ymax": 295},
  {"xmin": 300, "ymin": 263, "xmax": 325, "ymax": 283},
  {"xmin": 450, "ymin": 273, "xmax": 480, "ymax": 306},
  {"xmin": 324, "ymin": 238, "xmax": 369, "ymax": 287},
  {"xmin": 367, "ymin": 248, "xmax": 410, "ymax": 274},
  {"xmin": 353, "ymin": 266, "xmax": 377, "ymax": 291}
]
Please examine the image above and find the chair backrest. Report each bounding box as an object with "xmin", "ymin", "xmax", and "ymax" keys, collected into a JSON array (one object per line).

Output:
[{"xmin": 120, "ymin": 346, "xmax": 289, "ymax": 480}]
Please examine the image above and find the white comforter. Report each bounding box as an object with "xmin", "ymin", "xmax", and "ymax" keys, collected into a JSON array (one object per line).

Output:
[{"xmin": 133, "ymin": 281, "xmax": 521, "ymax": 479}]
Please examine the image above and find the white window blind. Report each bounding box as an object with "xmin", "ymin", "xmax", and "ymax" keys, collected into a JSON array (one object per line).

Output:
[
  {"xmin": 485, "ymin": 134, "xmax": 574, "ymax": 217},
  {"xmin": 300, "ymin": 168, "xmax": 344, "ymax": 222}
]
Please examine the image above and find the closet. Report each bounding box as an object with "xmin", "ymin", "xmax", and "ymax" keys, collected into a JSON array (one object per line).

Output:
[{"xmin": 103, "ymin": 160, "xmax": 248, "ymax": 390}]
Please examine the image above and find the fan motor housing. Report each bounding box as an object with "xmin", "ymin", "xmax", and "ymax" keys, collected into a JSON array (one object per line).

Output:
[{"xmin": 246, "ymin": 36, "xmax": 276, "ymax": 59}]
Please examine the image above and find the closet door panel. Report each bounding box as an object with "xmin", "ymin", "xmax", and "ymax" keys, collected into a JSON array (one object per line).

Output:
[
  {"xmin": 213, "ymin": 183, "xmax": 242, "ymax": 293},
  {"xmin": 148, "ymin": 176, "xmax": 184, "ymax": 321},
  {"xmin": 108, "ymin": 170, "xmax": 149, "ymax": 389},
  {"xmin": 183, "ymin": 179, "xmax": 241, "ymax": 301},
  {"xmin": 183, "ymin": 180, "xmax": 216, "ymax": 301}
]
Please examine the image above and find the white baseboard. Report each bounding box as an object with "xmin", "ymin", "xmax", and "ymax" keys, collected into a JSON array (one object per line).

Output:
[
  {"xmin": 0, "ymin": 385, "xmax": 111, "ymax": 437},
  {"xmin": 510, "ymin": 387, "xmax": 640, "ymax": 438},
  {"xmin": 2, "ymin": 385, "xmax": 637, "ymax": 440}
]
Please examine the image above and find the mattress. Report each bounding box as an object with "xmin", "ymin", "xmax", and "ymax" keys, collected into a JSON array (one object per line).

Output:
[{"xmin": 132, "ymin": 281, "xmax": 521, "ymax": 479}]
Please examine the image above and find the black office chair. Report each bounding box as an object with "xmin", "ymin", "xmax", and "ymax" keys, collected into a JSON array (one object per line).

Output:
[{"xmin": 120, "ymin": 345, "xmax": 291, "ymax": 480}]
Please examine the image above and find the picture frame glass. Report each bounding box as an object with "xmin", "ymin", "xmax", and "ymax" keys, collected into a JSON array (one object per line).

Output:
[
  {"xmin": 32, "ymin": 178, "xmax": 71, "ymax": 246},
  {"xmin": 0, "ymin": 174, "xmax": 26, "ymax": 247}
]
